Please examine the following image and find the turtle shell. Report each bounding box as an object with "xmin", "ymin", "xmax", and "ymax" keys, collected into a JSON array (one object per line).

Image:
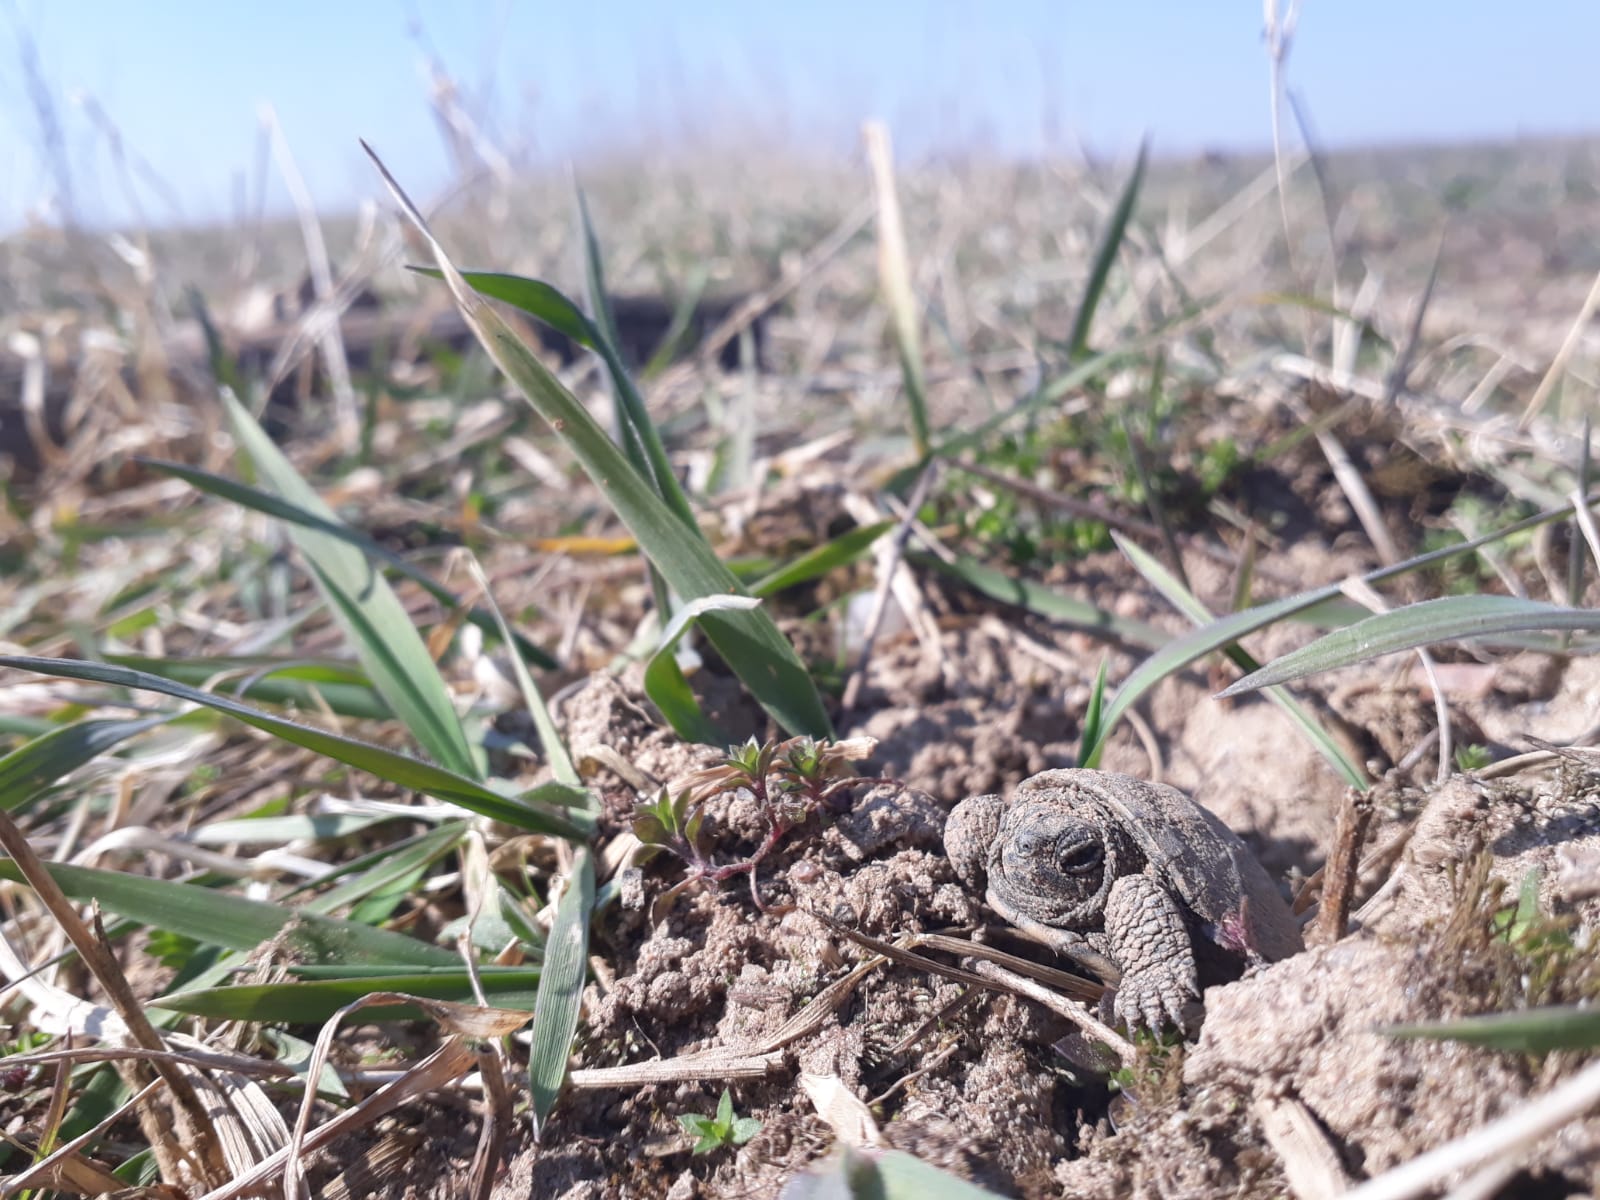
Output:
[{"xmin": 1015, "ymin": 769, "xmax": 1303, "ymax": 962}]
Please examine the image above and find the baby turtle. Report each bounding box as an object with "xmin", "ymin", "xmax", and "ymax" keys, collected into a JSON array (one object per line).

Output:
[{"xmin": 944, "ymin": 769, "xmax": 1303, "ymax": 1032}]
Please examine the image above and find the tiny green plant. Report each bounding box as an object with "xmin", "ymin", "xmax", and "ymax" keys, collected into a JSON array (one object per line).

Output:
[
  {"xmin": 677, "ymin": 1089, "xmax": 762, "ymax": 1155},
  {"xmin": 632, "ymin": 735, "xmax": 880, "ymax": 912}
]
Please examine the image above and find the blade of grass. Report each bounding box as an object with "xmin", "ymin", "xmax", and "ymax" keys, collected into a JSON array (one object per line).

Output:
[
  {"xmin": 789, "ymin": 1145, "xmax": 1003, "ymax": 1199},
  {"xmin": 1386, "ymin": 1006, "xmax": 1600, "ymax": 1055},
  {"xmin": 864, "ymin": 121, "xmax": 931, "ymax": 456},
  {"xmin": 912, "ymin": 553, "xmax": 1167, "ymax": 649},
  {"xmin": 576, "ymin": 187, "xmax": 678, "ymax": 621},
  {"xmin": 154, "ymin": 970, "xmax": 542, "ymax": 1023},
  {"xmin": 1107, "ymin": 536, "xmax": 1367, "ymax": 787},
  {"xmin": 107, "ymin": 654, "xmax": 393, "ymax": 720},
  {"xmin": 220, "ymin": 389, "xmax": 479, "ymax": 778},
  {"xmin": 302, "ymin": 820, "xmax": 471, "ymax": 915},
  {"xmin": 369, "ymin": 144, "xmax": 832, "ymax": 739},
  {"xmin": 750, "ymin": 521, "xmax": 895, "ymax": 598},
  {"xmin": 643, "ymin": 595, "xmax": 762, "ymax": 744},
  {"xmin": 1075, "ymin": 660, "xmax": 1109, "ymax": 768},
  {"xmin": 641, "ymin": 265, "xmax": 711, "ymax": 379},
  {"xmin": 1067, "ymin": 139, "xmax": 1149, "ymax": 360},
  {"xmin": 1072, "ymin": 490, "xmax": 1600, "ymax": 739},
  {"xmin": 465, "ymin": 560, "xmax": 583, "ymax": 797},
  {"xmin": 0, "ymin": 716, "xmax": 169, "ymax": 813},
  {"xmin": 1220, "ymin": 596, "xmax": 1600, "ymax": 697},
  {"xmin": 462, "ymin": 557, "xmax": 596, "ymax": 1131},
  {"xmin": 0, "ymin": 657, "xmax": 587, "ymax": 840},
  {"xmin": 528, "ymin": 847, "xmax": 592, "ymax": 1134},
  {"xmin": 191, "ymin": 812, "xmax": 395, "ymax": 846},
  {"xmin": 0, "ymin": 859, "xmax": 456, "ymax": 966},
  {"xmin": 143, "ymin": 460, "xmax": 556, "ymax": 669}
]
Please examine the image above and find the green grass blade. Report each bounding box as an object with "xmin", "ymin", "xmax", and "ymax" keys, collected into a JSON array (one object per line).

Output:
[
  {"xmin": 1063, "ymin": 493, "xmax": 1600, "ymax": 744},
  {"xmin": 1386, "ymin": 1006, "xmax": 1600, "ymax": 1054},
  {"xmin": 305, "ymin": 555, "xmax": 479, "ymax": 767},
  {"xmin": 1076, "ymin": 660, "xmax": 1109, "ymax": 769},
  {"xmin": 750, "ymin": 521, "xmax": 894, "ymax": 598},
  {"xmin": 153, "ymin": 969, "xmax": 542, "ymax": 1023},
  {"xmin": 0, "ymin": 716, "xmax": 168, "ymax": 813},
  {"xmin": 218, "ymin": 390, "xmax": 480, "ymax": 778},
  {"xmin": 412, "ymin": 268, "xmax": 595, "ymax": 344},
  {"xmin": 107, "ymin": 654, "xmax": 393, "ymax": 720},
  {"xmin": 865, "ymin": 121, "xmax": 931, "ymax": 456},
  {"xmin": 144, "ymin": 459, "xmax": 556, "ymax": 669},
  {"xmin": 466, "ymin": 559, "xmax": 584, "ymax": 794},
  {"xmin": 529, "ymin": 847, "xmax": 594, "ymax": 1132},
  {"xmin": 1220, "ymin": 596, "xmax": 1600, "ymax": 697},
  {"xmin": 0, "ymin": 859, "xmax": 456, "ymax": 966},
  {"xmin": 303, "ymin": 820, "xmax": 470, "ymax": 915},
  {"xmin": 187, "ymin": 285, "xmax": 244, "ymax": 396},
  {"xmin": 576, "ymin": 188, "xmax": 681, "ymax": 618},
  {"xmin": 1108, "ymin": 536, "xmax": 1367, "ymax": 788},
  {"xmin": 460, "ymin": 564, "xmax": 596, "ymax": 1132},
  {"xmin": 368, "ymin": 146, "xmax": 832, "ymax": 739},
  {"xmin": 912, "ymin": 553, "xmax": 1167, "ymax": 649},
  {"xmin": 0, "ymin": 657, "xmax": 587, "ymax": 840},
  {"xmin": 422, "ymin": 263, "xmax": 700, "ymax": 537},
  {"xmin": 1067, "ymin": 139, "xmax": 1149, "ymax": 359},
  {"xmin": 644, "ymin": 595, "xmax": 762, "ymax": 744}
]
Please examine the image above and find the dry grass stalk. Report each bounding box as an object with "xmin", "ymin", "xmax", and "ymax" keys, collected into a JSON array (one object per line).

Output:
[
  {"xmin": 1308, "ymin": 786, "xmax": 1375, "ymax": 945},
  {"xmin": 1518, "ymin": 263, "xmax": 1600, "ymax": 430},
  {"xmin": 0, "ymin": 808, "xmax": 230, "ymax": 1189},
  {"xmin": 282, "ymin": 993, "xmax": 528, "ymax": 1200},
  {"xmin": 1251, "ymin": 1095, "xmax": 1353, "ymax": 1200},
  {"xmin": 1342, "ymin": 1055, "xmax": 1600, "ymax": 1200},
  {"xmin": 261, "ymin": 103, "xmax": 359, "ymax": 449},
  {"xmin": 971, "ymin": 961, "xmax": 1135, "ymax": 1068}
]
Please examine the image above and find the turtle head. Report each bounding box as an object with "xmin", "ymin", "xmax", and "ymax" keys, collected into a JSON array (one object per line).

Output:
[{"xmin": 991, "ymin": 797, "xmax": 1121, "ymax": 926}]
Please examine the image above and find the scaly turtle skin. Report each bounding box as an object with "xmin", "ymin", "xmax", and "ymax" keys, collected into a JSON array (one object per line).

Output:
[{"xmin": 943, "ymin": 769, "xmax": 1303, "ymax": 1032}]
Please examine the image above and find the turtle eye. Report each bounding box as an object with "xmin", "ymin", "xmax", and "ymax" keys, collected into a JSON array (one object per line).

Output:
[{"xmin": 1056, "ymin": 839, "xmax": 1103, "ymax": 875}]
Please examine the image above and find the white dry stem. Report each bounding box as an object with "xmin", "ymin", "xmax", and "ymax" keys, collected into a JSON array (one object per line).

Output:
[
  {"xmin": 0, "ymin": 928, "xmax": 295, "ymax": 1188},
  {"xmin": 201, "ymin": 1039, "xmax": 479, "ymax": 1200},
  {"xmin": 1570, "ymin": 486, "xmax": 1600, "ymax": 568},
  {"xmin": 800, "ymin": 1073, "xmax": 884, "ymax": 1149},
  {"xmin": 260, "ymin": 103, "xmax": 359, "ymax": 449},
  {"xmin": 70, "ymin": 824, "xmax": 334, "ymax": 880},
  {"xmin": 1518, "ymin": 263, "xmax": 1600, "ymax": 430},
  {"xmin": 1252, "ymin": 1095, "xmax": 1352, "ymax": 1200},
  {"xmin": 970, "ymin": 961, "xmax": 1136, "ymax": 1068},
  {"xmin": 1169, "ymin": 153, "xmax": 1307, "ymax": 268},
  {"xmin": 1343, "ymin": 1055, "xmax": 1600, "ymax": 1200},
  {"xmin": 279, "ymin": 993, "xmax": 526, "ymax": 1200},
  {"xmin": 0, "ymin": 924, "xmax": 126, "ymax": 1041},
  {"xmin": 840, "ymin": 467, "xmax": 941, "ymax": 710}
]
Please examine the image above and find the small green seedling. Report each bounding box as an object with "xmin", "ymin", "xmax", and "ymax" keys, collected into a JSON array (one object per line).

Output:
[
  {"xmin": 677, "ymin": 1089, "xmax": 762, "ymax": 1155},
  {"xmin": 632, "ymin": 735, "xmax": 881, "ymax": 911}
]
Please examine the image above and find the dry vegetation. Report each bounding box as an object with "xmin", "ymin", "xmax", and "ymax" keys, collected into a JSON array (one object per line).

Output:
[{"xmin": 1, "ymin": 97, "xmax": 1599, "ymax": 1200}]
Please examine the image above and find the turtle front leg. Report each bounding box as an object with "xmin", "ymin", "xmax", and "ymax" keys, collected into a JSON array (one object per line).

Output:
[{"xmin": 1104, "ymin": 873, "xmax": 1199, "ymax": 1033}]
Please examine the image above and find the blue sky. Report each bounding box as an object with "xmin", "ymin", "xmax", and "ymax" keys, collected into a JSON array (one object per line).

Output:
[{"xmin": 3, "ymin": 1, "xmax": 1598, "ymax": 232}]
